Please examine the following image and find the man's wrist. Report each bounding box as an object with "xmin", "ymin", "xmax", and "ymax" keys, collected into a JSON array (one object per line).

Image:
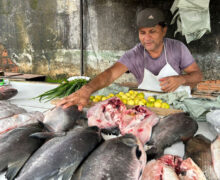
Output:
[{"xmin": 179, "ymin": 75, "xmax": 186, "ymax": 85}]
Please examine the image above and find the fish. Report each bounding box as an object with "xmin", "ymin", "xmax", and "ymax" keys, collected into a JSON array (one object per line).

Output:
[
  {"xmin": 0, "ymin": 102, "xmax": 26, "ymax": 120},
  {"xmin": 146, "ymin": 113, "xmax": 198, "ymax": 159},
  {"xmin": 120, "ymin": 106, "xmax": 159, "ymax": 144},
  {"xmin": 0, "ymin": 86, "xmax": 18, "ymax": 100},
  {"xmin": 43, "ymin": 106, "xmax": 84, "ymax": 132},
  {"xmin": 141, "ymin": 159, "xmax": 180, "ymax": 180},
  {"xmin": 88, "ymin": 98, "xmax": 159, "ymax": 144},
  {"xmin": 211, "ymin": 136, "xmax": 220, "ymax": 179},
  {"xmin": 0, "ymin": 111, "xmax": 44, "ymax": 134},
  {"xmin": 87, "ymin": 97, "xmax": 126, "ymax": 129},
  {"xmin": 185, "ymin": 134, "xmax": 218, "ymax": 180},
  {"xmin": 73, "ymin": 134, "xmax": 146, "ymax": 180},
  {"xmin": 0, "ymin": 124, "xmax": 45, "ymax": 180},
  {"xmin": 16, "ymin": 126, "xmax": 102, "ymax": 180},
  {"xmin": 179, "ymin": 158, "xmax": 207, "ymax": 180}
]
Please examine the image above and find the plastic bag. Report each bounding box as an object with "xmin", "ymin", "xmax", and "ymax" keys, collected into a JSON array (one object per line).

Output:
[
  {"xmin": 206, "ymin": 110, "xmax": 220, "ymax": 134},
  {"xmin": 170, "ymin": 0, "xmax": 211, "ymax": 43}
]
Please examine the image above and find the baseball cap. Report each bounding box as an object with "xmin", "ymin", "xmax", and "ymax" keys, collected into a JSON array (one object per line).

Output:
[{"xmin": 137, "ymin": 8, "xmax": 165, "ymax": 28}]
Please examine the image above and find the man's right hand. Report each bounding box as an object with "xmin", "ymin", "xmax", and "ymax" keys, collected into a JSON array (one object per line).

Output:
[{"xmin": 56, "ymin": 86, "xmax": 91, "ymax": 111}]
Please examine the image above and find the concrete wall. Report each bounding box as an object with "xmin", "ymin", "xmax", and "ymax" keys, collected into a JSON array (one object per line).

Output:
[{"xmin": 0, "ymin": 0, "xmax": 219, "ymax": 83}]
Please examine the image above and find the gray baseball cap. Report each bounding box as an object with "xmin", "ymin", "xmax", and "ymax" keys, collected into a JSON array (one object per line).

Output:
[{"xmin": 137, "ymin": 8, "xmax": 165, "ymax": 28}]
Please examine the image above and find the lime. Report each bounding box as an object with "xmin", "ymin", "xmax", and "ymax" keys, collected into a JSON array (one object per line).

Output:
[
  {"xmin": 154, "ymin": 101, "xmax": 162, "ymax": 108},
  {"xmin": 161, "ymin": 102, "xmax": 170, "ymax": 109}
]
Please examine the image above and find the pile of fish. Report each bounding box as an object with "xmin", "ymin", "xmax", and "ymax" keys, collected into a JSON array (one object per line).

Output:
[
  {"xmin": 0, "ymin": 96, "xmax": 219, "ymax": 180},
  {"xmin": 0, "ymin": 86, "xmax": 18, "ymax": 100}
]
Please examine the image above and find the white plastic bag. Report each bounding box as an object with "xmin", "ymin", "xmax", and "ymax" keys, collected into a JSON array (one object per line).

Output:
[
  {"xmin": 170, "ymin": 0, "xmax": 211, "ymax": 43},
  {"xmin": 206, "ymin": 110, "xmax": 220, "ymax": 134}
]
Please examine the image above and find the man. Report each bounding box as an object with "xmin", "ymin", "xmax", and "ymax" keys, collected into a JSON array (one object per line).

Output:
[{"xmin": 57, "ymin": 8, "xmax": 203, "ymax": 110}]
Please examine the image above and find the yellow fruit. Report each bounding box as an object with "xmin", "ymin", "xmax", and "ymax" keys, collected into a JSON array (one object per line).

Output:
[
  {"xmin": 146, "ymin": 102, "xmax": 154, "ymax": 107},
  {"xmin": 108, "ymin": 93, "xmax": 114, "ymax": 97},
  {"xmin": 125, "ymin": 92, "xmax": 130, "ymax": 97},
  {"xmin": 137, "ymin": 93, "xmax": 145, "ymax": 99},
  {"xmin": 121, "ymin": 95, "xmax": 128, "ymax": 99},
  {"xmin": 95, "ymin": 95, "xmax": 102, "ymax": 101},
  {"xmin": 119, "ymin": 92, "xmax": 124, "ymax": 96},
  {"xmin": 154, "ymin": 101, "xmax": 162, "ymax": 108},
  {"xmin": 134, "ymin": 98, "xmax": 140, "ymax": 105},
  {"xmin": 90, "ymin": 96, "xmax": 95, "ymax": 100},
  {"xmin": 155, "ymin": 99, "xmax": 163, "ymax": 103},
  {"xmin": 161, "ymin": 102, "xmax": 170, "ymax": 109},
  {"xmin": 93, "ymin": 98, "xmax": 100, "ymax": 102},
  {"xmin": 141, "ymin": 99, "xmax": 147, "ymax": 104},
  {"xmin": 122, "ymin": 99, "xmax": 127, "ymax": 104},
  {"xmin": 129, "ymin": 90, "xmax": 134, "ymax": 94},
  {"xmin": 101, "ymin": 97, "xmax": 107, "ymax": 101},
  {"xmin": 127, "ymin": 99, "xmax": 135, "ymax": 106},
  {"xmin": 148, "ymin": 96, "xmax": 156, "ymax": 103},
  {"xmin": 137, "ymin": 100, "xmax": 145, "ymax": 106}
]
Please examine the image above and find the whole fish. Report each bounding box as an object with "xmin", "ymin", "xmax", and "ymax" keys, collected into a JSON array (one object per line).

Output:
[
  {"xmin": 0, "ymin": 124, "xmax": 45, "ymax": 180},
  {"xmin": 0, "ymin": 111, "xmax": 44, "ymax": 134},
  {"xmin": 0, "ymin": 102, "xmax": 26, "ymax": 120},
  {"xmin": 185, "ymin": 134, "xmax": 218, "ymax": 180},
  {"xmin": 73, "ymin": 134, "xmax": 146, "ymax": 180},
  {"xmin": 211, "ymin": 136, "xmax": 220, "ymax": 179},
  {"xmin": 0, "ymin": 86, "xmax": 18, "ymax": 100},
  {"xmin": 146, "ymin": 113, "xmax": 198, "ymax": 159},
  {"xmin": 43, "ymin": 106, "xmax": 83, "ymax": 132},
  {"xmin": 16, "ymin": 126, "xmax": 102, "ymax": 180}
]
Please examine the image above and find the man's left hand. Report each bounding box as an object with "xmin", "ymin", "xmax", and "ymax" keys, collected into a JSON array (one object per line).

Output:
[{"xmin": 159, "ymin": 76, "xmax": 186, "ymax": 92}]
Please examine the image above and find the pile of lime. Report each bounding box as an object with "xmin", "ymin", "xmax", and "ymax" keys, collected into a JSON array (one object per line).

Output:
[{"xmin": 90, "ymin": 90, "xmax": 170, "ymax": 109}]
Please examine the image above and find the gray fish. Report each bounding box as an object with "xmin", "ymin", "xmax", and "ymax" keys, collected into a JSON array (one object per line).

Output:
[
  {"xmin": 184, "ymin": 134, "xmax": 218, "ymax": 180},
  {"xmin": 0, "ymin": 86, "xmax": 18, "ymax": 100},
  {"xmin": 146, "ymin": 112, "xmax": 198, "ymax": 159},
  {"xmin": 0, "ymin": 124, "xmax": 45, "ymax": 180},
  {"xmin": 43, "ymin": 106, "xmax": 83, "ymax": 132},
  {"xmin": 0, "ymin": 111, "xmax": 44, "ymax": 134},
  {"xmin": 16, "ymin": 126, "xmax": 102, "ymax": 180},
  {"xmin": 73, "ymin": 134, "xmax": 146, "ymax": 180},
  {"xmin": 0, "ymin": 102, "xmax": 26, "ymax": 120}
]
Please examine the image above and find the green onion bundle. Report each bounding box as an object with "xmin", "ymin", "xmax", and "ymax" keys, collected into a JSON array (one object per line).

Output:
[{"xmin": 35, "ymin": 79, "xmax": 89, "ymax": 102}]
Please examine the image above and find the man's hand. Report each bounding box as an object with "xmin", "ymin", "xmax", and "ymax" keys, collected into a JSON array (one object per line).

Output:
[
  {"xmin": 159, "ymin": 76, "xmax": 186, "ymax": 92},
  {"xmin": 56, "ymin": 86, "xmax": 91, "ymax": 111}
]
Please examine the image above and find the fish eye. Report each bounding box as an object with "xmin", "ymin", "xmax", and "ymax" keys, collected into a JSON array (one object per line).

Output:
[{"xmin": 136, "ymin": 146, "xmax": 142, "ymax": 160}]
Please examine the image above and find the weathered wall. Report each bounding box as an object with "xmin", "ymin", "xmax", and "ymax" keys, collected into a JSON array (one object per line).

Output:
[{"xmin": 0, "ymin": 0, "xmax": 219, "ymax": 82}]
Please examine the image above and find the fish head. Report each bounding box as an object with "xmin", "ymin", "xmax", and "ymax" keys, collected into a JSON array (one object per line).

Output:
[{"xmin": 119, "ymin": 134, "xmax": 147, "ymax": 179}]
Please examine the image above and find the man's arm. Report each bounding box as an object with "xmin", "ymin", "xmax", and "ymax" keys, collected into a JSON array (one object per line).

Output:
[
  {"xmin": 159, "ymin": 62, "xmax": 203, "ymax": 92},
  {"xmin": 57, "ymin": 62, "xmax": 128, "ymax": 110}
]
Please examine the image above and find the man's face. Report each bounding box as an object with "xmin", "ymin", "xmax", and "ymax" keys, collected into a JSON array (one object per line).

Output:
[{"xmin": 139, "ymin": 25, "xmax": 167, "ymax": 52}]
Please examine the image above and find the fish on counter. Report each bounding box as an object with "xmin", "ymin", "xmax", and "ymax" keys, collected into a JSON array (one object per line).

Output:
[
  {"xmin": 211, "ymin": 136, "xmax": 220, "ymax": 179},
  {"xmin": 73, "ymin": 134, "xmax": 146, "ymax": 180},
  {"xmin": 119, "ymin": 106, "xmax": 159, "ymax": 144},
  {"xmin": 0, "ymin": 111, "xmax": 44, "ymax": 134},
  {"xmin": 43, "ymin": 105, "xmax": 84, "ymax": 132},
  {"xmin": 88, "ymin": 97, "xmax": 159, "ymax": 144},
  {"xmin": 146, "ymin": 113, "xmax": 198, "ymax": 159},
  {"xmin": 0, "ymin": 124, "xmax": 45, "ymax": 180},
  {"xmin": 185, "ymin": 134, "xmax": 218, "ymax": 180},
  {"xmin": 0, "ymin": 102, "xmax": 26, "ymax": 120},
  {"xmin": 141, "ymin": 159, "xmax": 180, "ymax": 180},
  {"xmin": 87, "ymin": 97, "xmax": 127, "ymax": 129},
  {"xmin": 16, "ymin": 126, "xmax": 102, "ymax": 180},
  {"xmin": 179, "ymin": 158, "xmax": 207, "ymax": 180},
  {"xmin": 0, "ymin": 86, "xmax": 18, "ymax": 100}
]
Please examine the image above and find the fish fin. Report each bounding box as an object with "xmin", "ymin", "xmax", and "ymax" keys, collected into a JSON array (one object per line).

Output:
[
  {"xmin": 6, "ymin": 158, "xmax": 28, "ymax": 180},
  {"xmin": 60, "ymin": 165, "xmax": 77, "ymax": 180},
  {"xmin": 30, "ymin": 132, "xmax": 66, "ymax": 139}
]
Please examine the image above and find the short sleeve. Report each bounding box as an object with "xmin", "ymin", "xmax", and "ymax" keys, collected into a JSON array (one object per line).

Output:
[{"xmin": 179, "ymin": 42, "xmax": 195, "ymax": 70}]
